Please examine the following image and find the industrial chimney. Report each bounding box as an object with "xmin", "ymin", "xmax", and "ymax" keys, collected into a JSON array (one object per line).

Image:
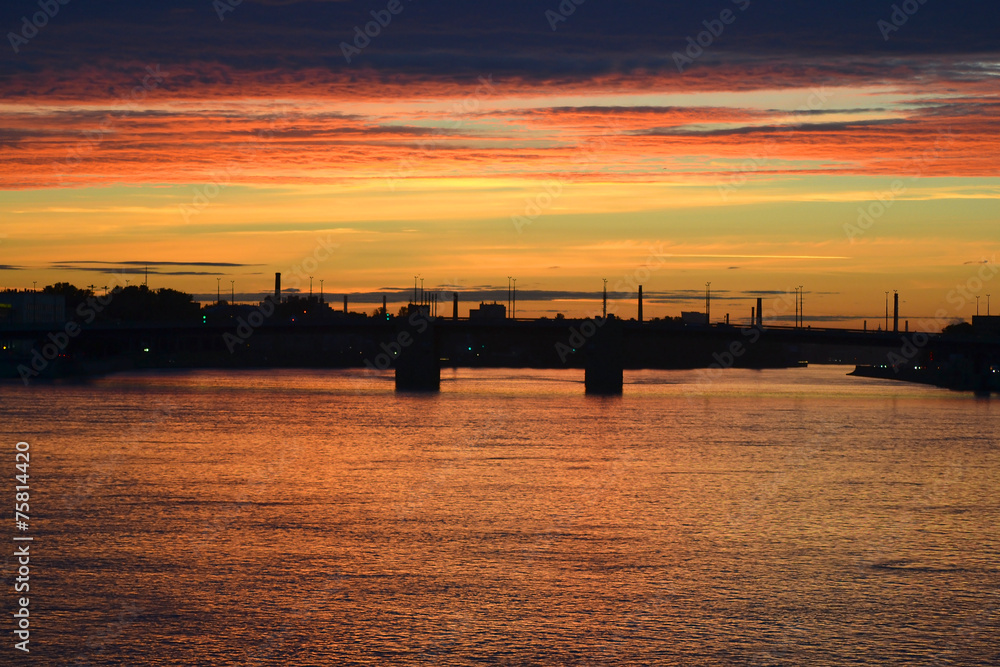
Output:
[{"xmin": 274, "ymin": 273, "xmax": 281, "ymax": 302}]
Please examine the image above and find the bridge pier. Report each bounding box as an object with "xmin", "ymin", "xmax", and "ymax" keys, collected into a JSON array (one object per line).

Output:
[
  {"xmin": 394, "ymin": 315, "xmax": 440, "ymax": 392},
  {"xmin": 584, "ymin": 318, "xmax": 623, "ymax": 395}
]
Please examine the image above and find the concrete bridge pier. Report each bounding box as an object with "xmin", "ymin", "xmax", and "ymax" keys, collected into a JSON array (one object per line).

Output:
[
  {"xmin": 394, "ymin": 316, "xmax": 440, "ymax": 392},
  {"xmin": 584, "ymin": 318, "xmax": 624, "ymax": 395}
]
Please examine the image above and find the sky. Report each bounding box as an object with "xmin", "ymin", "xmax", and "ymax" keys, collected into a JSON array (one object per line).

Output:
[{"xmin": 1, "ymin": 0, "xmax": 999, "ymax": 328}]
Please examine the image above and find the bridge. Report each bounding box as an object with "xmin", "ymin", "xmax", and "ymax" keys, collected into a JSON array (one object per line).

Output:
[{"xmin": 5, "ymin": 314, "xmax": 996, "ymax": 394}]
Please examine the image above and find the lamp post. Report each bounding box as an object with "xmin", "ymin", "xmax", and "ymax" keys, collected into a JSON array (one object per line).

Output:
[
  {"xmin": 230, "ymin": 280, "xmax": 234, "ymax": 304},
  {"xmin": 602, "ymin": 278, "xmax": 608, "ymax": 319},
  {"xmin": 309, "ymin": 276, "xmax": 313, "ymax": 299}
]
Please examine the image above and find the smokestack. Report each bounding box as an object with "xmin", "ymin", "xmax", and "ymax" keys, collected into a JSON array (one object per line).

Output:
[
  {"xmin": 638, "ymin": 285, "xmax": 643, "ymax": 323},
  {"xmin": 756, "ymin": 297, "xmax": 763, "ymax": 327},
  {"xmin": 383, "ymin": 295, "xmax": 387, "ymax": 318},
  {"xmin": 751, "ymin": 306, "xmax": 755, "ymax": 325},
  {"xmin": 453, "ymin": 293, "xmax": 458, "ymax": 320},
  {"xmin": 343, "ymin": 295, "xmax": 348, "ymax": 314},
  {"xmin": 893, "ymin": 292, "xmax": 899, "ymax": 333},
  {"xmin": 274, "ymin": 273, "xmax": 281, "ymax": 302}
]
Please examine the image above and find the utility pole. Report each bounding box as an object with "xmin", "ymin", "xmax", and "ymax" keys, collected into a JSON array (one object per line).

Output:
[
  {"xmin": 512, "ymin": 278, "xmax": 517, "ymax": 319},
  {"xmin": 231, "ymin": 280, "xmax": 234, "ymax": 304},
  {"xmin": 705, "ymin": 282, "xmax": 711, "ymax": 325},
  {"xmin": 602, "ymin": 278, "xmax": 608, "ymax": 319},
  {"xmin": 414, "ymin": 276, "xmax": 418, "ymax": 304},
  {"xmin": 217, "ymin": 277, "xmax": 221, "ymax": 305},
  {"xmin": 507, "ymin": 276, "xmax": 512, "ymax": 315},
  {"xmin": 798, "ymin": 285, "xmax": 804, "ymax": 328}
]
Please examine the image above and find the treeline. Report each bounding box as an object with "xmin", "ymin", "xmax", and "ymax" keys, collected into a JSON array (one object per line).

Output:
[{"xmin": 43, "ymin": 283, "xmax": 201, "ymax": 323}]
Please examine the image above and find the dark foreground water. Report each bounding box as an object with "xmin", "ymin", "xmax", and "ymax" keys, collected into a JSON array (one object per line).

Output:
[{"xmin": 2, "ymin": 366, "xmax": 999, "ymax": 665}]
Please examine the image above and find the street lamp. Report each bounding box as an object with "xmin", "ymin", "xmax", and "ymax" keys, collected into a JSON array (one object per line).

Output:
[
  {"xmin": 512, "ymin": 278, "xmax": 517, "ymax": 319},
  {"xmin": 320, "ymin": 279, "xmax": 324, "ymax": 303},
  {"xmin": 230, "ymin": 280, "xmax": 234, "ymax": 304}
]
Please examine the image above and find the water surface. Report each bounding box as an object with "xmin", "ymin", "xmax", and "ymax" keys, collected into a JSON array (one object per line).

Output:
[{"xmin": 5, "ymin": 366, "xmax": 999, "ymax": 665}]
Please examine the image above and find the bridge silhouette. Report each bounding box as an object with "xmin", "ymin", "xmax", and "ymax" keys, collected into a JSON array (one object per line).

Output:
[{"xmin": 6, "ymin": 314, "xmax": 996, "ymax": 394}]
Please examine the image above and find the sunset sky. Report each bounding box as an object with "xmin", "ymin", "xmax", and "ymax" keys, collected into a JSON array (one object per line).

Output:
[{"xmin": 2, "ymin": 0, "xmax": 998, "ymax": 327}]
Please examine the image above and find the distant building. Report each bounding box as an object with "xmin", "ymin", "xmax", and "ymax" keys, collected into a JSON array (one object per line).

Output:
[
  {"xmin": 0, "ymin": 291, "xmax": 66, "ymax": 326},
  {"xmin": 972, "ymin": 316, "xmax": 1000, "ymax": 336},
  {"xmin": 469, "ymin": 302, "xmax": 506, "ymax": 320},
  {"xmin": 680, "ymin": 311, "xmax": 706, "ymax": 325}
]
